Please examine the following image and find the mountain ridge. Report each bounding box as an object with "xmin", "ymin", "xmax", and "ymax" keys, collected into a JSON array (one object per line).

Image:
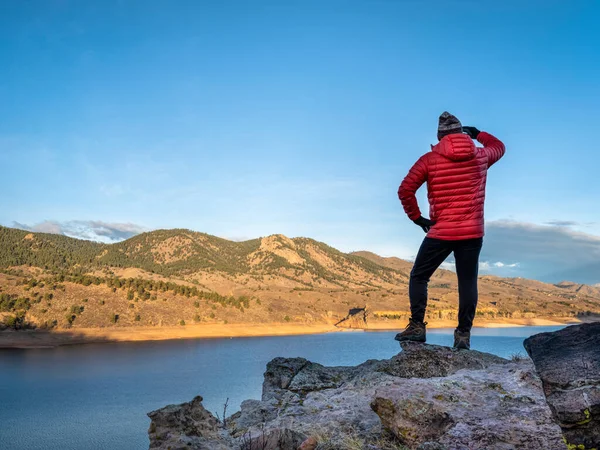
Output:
[{"xmin": 0, "ymin": 225, "xmax": 599, "ymax": 337}]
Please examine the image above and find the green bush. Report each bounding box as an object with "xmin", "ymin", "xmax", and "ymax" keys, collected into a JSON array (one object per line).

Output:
[
  {"xmin": 179, "ymin": 320, "xmax": 186, "ymax": 326},
  {"xmin": 3, "ymin": 311, "xmax": 27, "ymax": 330},
  {"xmin": 70, "ymin": 305, "xmax": 84, "ymax": 315}
]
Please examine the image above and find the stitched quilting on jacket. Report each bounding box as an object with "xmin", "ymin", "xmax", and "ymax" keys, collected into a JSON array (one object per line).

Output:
[{"xmin": 398, "ymin": 132, "xmax": 505, "ymax": 240}]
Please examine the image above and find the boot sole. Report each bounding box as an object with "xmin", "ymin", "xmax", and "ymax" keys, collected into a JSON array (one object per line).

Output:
[{"xmin": 395, "ymin": 334, "xmax": 426, "ymax": 343}]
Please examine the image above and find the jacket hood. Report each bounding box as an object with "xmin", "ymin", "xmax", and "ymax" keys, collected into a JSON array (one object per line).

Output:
[{"xmin": 431, "ymin": 133, "xmax": 476, "ymax": 161}]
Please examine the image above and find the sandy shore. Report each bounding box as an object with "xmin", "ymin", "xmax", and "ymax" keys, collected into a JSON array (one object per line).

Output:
[
  {"xmin": 0, "ymin": 323, "xmax": 341, "ymax": 348},
  {"xmin": 0, "ymin": 318, "xmax": 583, "ymax": 348},
  {"xmin": 365, "ymin": 317, "xmax": 582, "ymax": 330}
]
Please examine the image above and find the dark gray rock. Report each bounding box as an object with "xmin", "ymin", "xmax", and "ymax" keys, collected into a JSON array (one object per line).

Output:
[
  {"xmin": 228, "ymin": 399, "xmax": 279, "ymax": 437},
  {"xmin": 524, "ymin": 322, "xmax": 600, "ymax": 448},
  {"xmin": 288, "ymin": 362, "xmax": 350, "ymax": 392},
  {"xmin": 262, "ymin": 357, "xmax": 309, "ymax": 401}
]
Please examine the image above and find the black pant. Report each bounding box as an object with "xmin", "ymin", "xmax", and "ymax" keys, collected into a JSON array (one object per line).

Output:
[{"xmin": 409, "ymin": 237, "xmax": 483, "ymax": 332}]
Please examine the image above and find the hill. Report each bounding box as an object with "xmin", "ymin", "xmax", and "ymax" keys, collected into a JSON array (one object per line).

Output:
[{"xmin": 0, "ymin": 225, "xmax": 599, "ymax": 344}]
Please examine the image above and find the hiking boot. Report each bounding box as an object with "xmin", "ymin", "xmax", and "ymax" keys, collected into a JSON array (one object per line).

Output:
[
  {"xmin": 395, "ymin": 319, "xmax": 426, "ymax": 342},
  {"xmin": 453, "ymin": 329, "xmax": 471, "ymax": 350}
]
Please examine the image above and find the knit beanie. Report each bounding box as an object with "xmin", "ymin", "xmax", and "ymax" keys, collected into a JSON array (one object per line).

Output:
[{"xmin": 438, "ymin": 111, "xmax": 462, "ymax": 137}]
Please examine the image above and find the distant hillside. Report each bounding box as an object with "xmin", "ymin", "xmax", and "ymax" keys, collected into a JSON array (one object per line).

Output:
[
  {"xmin": 0, "ymin": 226, "xmax": 396, "ymax": 282},
  {"xmin": 0, "ymin": 225, "xmax": 599, "ymax": 333}
]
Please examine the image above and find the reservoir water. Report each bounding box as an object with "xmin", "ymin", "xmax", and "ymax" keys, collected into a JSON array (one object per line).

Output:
[{"xmin": 0, "ymin": 326, "xmax": 563, "ymax": 450}]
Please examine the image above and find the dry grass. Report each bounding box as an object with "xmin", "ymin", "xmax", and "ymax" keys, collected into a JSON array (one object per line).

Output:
[
  {"xmin": 310, "ymin": 424, "xmax": 408, "ymax": 450},
  {"xmin": 510, "ymin": 352, "xmax": 529, "ymax": 362}
]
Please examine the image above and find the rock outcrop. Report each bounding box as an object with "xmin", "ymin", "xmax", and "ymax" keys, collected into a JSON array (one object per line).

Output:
[
  {"xmin": 148, "ymin": 342, "xmax": 566, "ymax": 449},
  {"xmin": 524, "ymin": 322, "xmax": 600, "ymax": 448},
  {"xmin": 335, "ymin": 307, "xmax": 369, "ymax": 329},
  {"xmin": 371, "ymin": 360, "xmax": 564, "ymax": 449},
  {"xmin": 147, "ymin": 395, "xmax": 234, "ymax": 449}
]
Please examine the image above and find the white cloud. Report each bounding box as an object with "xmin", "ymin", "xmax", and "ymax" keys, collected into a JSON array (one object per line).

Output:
[
  {"xmin": 12, "ymin": 220, "xmax": 147, "ymax": 243},
  {"xmin": 492, "ymin": 261, "xmax": 519, "ymax": 268},
  {"xmin": 483, "ymin": 220, "xmax": 600, "ymax": 284},
  {"xmin": 400, "ymin": 219, "xmax": 600, "ymax": 284}
]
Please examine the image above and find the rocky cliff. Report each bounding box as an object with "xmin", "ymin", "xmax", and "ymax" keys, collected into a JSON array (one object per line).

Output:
[
  {"xmin": 148, "ymin": 341, "xmax": 575, "ymax": 449},
  {"xmin": 524, "ymin": 322, "xmax": 600, "ymax": 449}
]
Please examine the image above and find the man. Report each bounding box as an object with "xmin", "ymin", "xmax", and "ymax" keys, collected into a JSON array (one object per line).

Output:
[{"xmin": 396, "ymin": 112, "xmax": 505, "ymax": 349}]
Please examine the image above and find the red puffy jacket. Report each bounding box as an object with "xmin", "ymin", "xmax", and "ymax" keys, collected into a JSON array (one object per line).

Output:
[{"xmin": 398, "ymin": 131, "xmax": 505, "ymax": 240}]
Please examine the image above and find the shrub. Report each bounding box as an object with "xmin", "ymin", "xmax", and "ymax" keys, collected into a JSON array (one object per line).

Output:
[
  {"xmin": 194, "ymin": 301, "xmax": 200, "ymax": 308},
  {"xmin": 41, "ymin": 319, "xmax": 57, "ymax": 329},
  {"xmin": 135, "ymin": 314, "xmax": 141, "ymax": 322},
  {"xmin": 284, "ymin": 315, "xmax": 291, "ymax": 322},
  {"xmin": 3, "ymin": 311, "xmax": 27, "ymax": 330},
  {"xmin": 111, "ymin": 314, "xmax": 119, "ymax": 324},
  {"xmin": 179, "ymin": 320, "xmax": 186, "ymax": 326},
  {"xmin": 70, "ymin": 305, "xmax": 84, "ymax": 315},
  {"xmin": 193, "ymin": 314, "xmax": 201, "ymax": 322}
]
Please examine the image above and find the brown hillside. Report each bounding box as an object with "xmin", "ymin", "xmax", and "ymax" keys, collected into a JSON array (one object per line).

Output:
[{"xmin": 0, "ymin": 226, "xmax": 599, "ymax": 341}]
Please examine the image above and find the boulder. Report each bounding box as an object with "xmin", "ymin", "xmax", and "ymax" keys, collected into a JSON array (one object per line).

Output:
[
  {"xmin": 147, "ymin": 395, "xmax": 233, "ymax": 449},
  {"xmin": 371, "ymin": 361, "xmax": 565, "ymax": 449},
  {"xmin": 261, "ymin": 357, "xmax": 309, "ymax": 401},
  {"xmin": 524, "ymin": 322, "xmax": 600, "ymax": 448}
]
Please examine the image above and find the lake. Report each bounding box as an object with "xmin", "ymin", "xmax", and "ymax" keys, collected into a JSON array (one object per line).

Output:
[{"xmin": 0, "ymin": 326, "xmax": 563, "ymax": 450}]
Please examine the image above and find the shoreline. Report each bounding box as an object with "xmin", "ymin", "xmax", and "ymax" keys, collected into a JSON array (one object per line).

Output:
[
  {"xmin": 365, "ymin": 317, "xmax": 583, "ymax": 330},
  {"xmin": 0, "ymin": 317, "xmax": 585, "ymax": 349}
]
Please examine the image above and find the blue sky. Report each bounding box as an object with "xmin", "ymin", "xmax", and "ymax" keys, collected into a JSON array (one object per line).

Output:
[{"xmin": 1, "ymin": 1, "xmax": 599, "ymax": 284}]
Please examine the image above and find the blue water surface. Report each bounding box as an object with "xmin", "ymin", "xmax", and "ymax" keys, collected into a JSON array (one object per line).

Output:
[{"xmin": 0, "ymin": 326, "xmax": 563, "ymax": 450}]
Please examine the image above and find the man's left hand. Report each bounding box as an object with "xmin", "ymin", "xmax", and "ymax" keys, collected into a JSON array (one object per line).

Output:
[{"xmin": 462, "ymin": 126, "xmax": 481, "ymax": 139}]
